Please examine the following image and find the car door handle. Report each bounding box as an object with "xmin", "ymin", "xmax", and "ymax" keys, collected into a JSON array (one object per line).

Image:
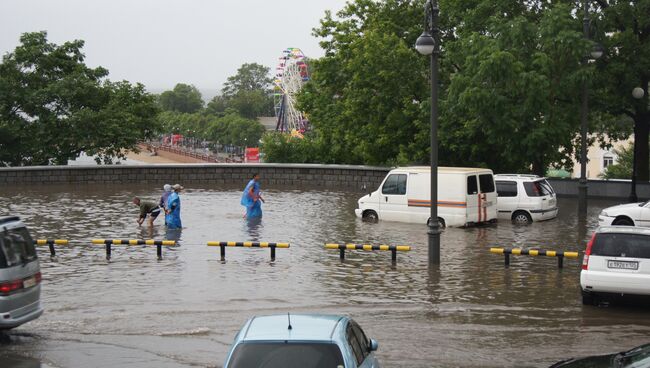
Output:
[{"xmin": 385, "ymin": 197, "xmax": 388, "ymax": 202}]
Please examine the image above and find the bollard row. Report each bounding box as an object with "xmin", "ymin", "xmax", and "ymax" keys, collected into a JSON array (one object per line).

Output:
[
  {"xmin": 34, "ymin": 239, "xmax": 176, "ymax": 260},
  {"xmin": 325, "ymin": 243, "xmax": 411, "ymax": 262},
  {"xmin": 207, "ymin": 241, "xmax": 290, "ymax": 261},
  {"xmin": 490, "ymin": 247, "xmax": 579, "ymax": 268}
]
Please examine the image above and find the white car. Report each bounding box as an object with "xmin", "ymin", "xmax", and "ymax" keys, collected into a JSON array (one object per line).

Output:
[
  {"xmin": 580, "ymin": 226, "xmax": 650, "ymax": 305},
  {"xmin": 598, "ymin": 201, "xmax": 650, "ymax": 227},
  {"xmin": 494, "ymin": 174, "xmax": 558, "ymax": 224}
]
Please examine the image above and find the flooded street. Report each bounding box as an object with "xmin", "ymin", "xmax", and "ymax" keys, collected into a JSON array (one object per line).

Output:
[{"xmin": 1, "ymin": 183, "xmax": 649, "ymax": 368}]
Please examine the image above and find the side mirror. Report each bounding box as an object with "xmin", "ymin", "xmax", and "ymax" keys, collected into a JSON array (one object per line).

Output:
[{"xmin": 368, "ymin": 339, "xmax": 379, "ymax": 352}]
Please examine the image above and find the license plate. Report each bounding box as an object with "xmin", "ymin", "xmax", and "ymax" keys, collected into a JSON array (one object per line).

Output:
[
  {"xmin": 23, "ymin": 276, "xmax": 36, "ymax": 288},
  {"xmin": 607, "ymin": 260, "xmax": 639, "ymax": 270}
]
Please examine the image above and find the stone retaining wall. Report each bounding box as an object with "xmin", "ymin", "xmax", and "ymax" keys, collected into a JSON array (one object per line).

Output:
[
  {"xmin": 0, "ymin": 164, "xmax": 390, "ymax": 191},
  {"xmin": 1, "ymin": 164, "xmax": 648, "ymax": 199}
]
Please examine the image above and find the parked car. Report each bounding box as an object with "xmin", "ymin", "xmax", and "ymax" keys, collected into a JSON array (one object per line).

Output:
[
  {"xmin": 0, "ymin": 216, "xmax": 43, "ymax": 329},
  {"xmin": 549, "ymin": 342, "xmax": 650, "ymax": 367},
  {"xmin": 355, "ymin": 166, "xmax": 497, "ymax": 227},
  {"xmin": 598, "ymin": 200, "xmax": 650, "ymax": 227},
  {"xmin": 223, "ymin": 314, "xmax": 380, "ymax": 368},
  {"xmin": 494, "ymin": 174, "xmax": 558, "ymax": 224},
  {"xmin": 580, "ymin": 226, "xmax": 650, "ymax": 305}
]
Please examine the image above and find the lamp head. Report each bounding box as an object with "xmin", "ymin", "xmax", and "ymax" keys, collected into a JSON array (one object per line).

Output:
[
  {"xmin": 632, "ymin": 87, "xmax": 645, "ymax": 99},
  {"xmin": 590, "ymin": 43, "xmax": 604, "ymax": 60},
  {"xmin": 415, "ymin": 31, "xmax": 435, "ymax": 55}
]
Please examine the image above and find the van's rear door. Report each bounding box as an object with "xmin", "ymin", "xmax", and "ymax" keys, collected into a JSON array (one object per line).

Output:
[{"xmin": 379, "ymin": 173, "xmax": 408, "ymax": 221}]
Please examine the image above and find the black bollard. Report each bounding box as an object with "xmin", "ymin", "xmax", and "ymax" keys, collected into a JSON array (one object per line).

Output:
[
  {"xmin": 558, "ymin": 255, "xmax": 564, "ymax": 269},
  {"xmin": 106, "ymin": 243, "xmax": 112, "ymax": 260},
  {"xmin": 270, "ymin": 245, "xmax": 276, "ymax": 261},
  {"xmin": 504, "ymin": 253, "xmax": 510, "ymax": 267},
  {"xmin": 391, "ymin": 249, "xmax": 397, "ymax": 263},
  {"xmin": 339, "ymin": 248, "xmax": 345, "ymax": 260},
  {"xmin": 157, "ymin": 244, "xmax": 162, "ymax": 260},
  {"xmin": 48, "ymin": 242, "xmax": 56, "ymax": 257},
  {"xmin": 220, "ymin": 244, "xmax": 226, "ymax": 261}
]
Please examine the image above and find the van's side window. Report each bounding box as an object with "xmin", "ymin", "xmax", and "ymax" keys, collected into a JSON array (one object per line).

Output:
[
  {"xmin": 496, "ymin": 181, "xmax": 517, "ymax": 197},
  {"xmin": 479, "ymin": 174, "xmax": 495, "ymax": 193},
  {"xmin": 467, "ymin": 175, "xmax": 478, "ymax": 195},
  {"xmin": 382, "ymin": 174, "xmax": 407, "ymax": 195}
]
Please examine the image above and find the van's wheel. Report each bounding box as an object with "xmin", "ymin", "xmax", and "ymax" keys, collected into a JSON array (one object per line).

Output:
[
  {"xmin": 613, "ymin": 217, "xmax": 634, "ymax": 226},
  {"xmin": 512, "ymin": 211, "xmax": 532, "ymax": 224},
  {"xmin": 581, "ymin": 290, "xmax": 596, "ymax": 306},
  {"xmin": 362, "ymin": 210, "xmax": 378, "ymax": 222}
]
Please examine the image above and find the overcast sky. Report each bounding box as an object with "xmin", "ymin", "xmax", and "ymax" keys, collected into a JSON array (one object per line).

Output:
[{"xmin": 0, "ymin": 0, "xmax": 349, "ymax": 95}]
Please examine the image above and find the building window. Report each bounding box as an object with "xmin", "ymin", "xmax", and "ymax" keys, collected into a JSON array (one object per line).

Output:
[{"xmin": 603, "ymin": 155, "xmax": 614, "ymax": 168}]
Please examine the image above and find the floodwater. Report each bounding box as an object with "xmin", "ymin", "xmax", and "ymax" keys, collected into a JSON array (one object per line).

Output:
[{"xmin": 0, "ymin": 183, "xmax": 649, "ymax": 368}]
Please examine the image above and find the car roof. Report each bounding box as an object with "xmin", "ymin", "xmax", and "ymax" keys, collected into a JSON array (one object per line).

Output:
[
  {"xmin": 393, "ymin": 166, "xmax": 492, "ymax": 174},
  {"xmin": 597, "ymin": 225, "xmax": 650, "ymax": 236},
  {"xmin": 494, "ymin": 174, "xmax": 545, "ymax": 181},
  {"xmin": 240, "ymin": 314, "xmax": 347, "ymax": 342}
]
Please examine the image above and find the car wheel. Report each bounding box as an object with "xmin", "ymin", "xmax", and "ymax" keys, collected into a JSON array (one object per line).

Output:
[
  {"xmin": 512, "ymin": 211, "xmax": 532, "ymax": 224},
  {"xmin": 581, "ymin": 290, "xmax": 596, "ymax": 306},
  {"xmin": 362, "ymin": 210, "xmax": 378, "ymax": 222},
  {"xmin": 613, "ymin": 217, "xmax": 634, "ymax": 226}
]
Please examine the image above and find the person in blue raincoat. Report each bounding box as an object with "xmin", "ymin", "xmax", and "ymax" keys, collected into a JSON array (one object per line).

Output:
[
  {"xmin": 165, "ymin": 184, "xmax": 183, "ymax": 229},
  {"xmin": 240, "ymin": 173, "xmax": 264, "ymax": 218}
]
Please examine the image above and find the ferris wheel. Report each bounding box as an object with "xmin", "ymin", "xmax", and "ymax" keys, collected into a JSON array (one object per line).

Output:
[{"xmin": 274, "ymin": 48, "xmax": 310, "ymax": 133}]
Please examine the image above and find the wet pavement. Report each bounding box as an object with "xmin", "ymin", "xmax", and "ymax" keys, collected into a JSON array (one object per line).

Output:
[{"xmin": 0, "ymin": 183, "xmax": 649, "ymax": 368}]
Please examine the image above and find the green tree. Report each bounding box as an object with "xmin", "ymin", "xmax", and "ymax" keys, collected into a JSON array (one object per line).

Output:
[
  {"xmin": 592, "ymin": 0, "xmax": 650, "ymax": 181},
  {"xmin": 441, "ymin": 4, "xmax": 589, "ymax": 175},
  {"xmin": 158, "ymin": 83, "xmax": 203, "ymax": 113},
  {"xmin": 299, "ymin": 0, "xmax": 428, "ymax": 165},
  {"xmin": 207, "ymin": 63, "xmax": 274, "ymax": 119},
  {"xmin": 0, "ymin": 32, "xmax": 159, "ymax": 166}
]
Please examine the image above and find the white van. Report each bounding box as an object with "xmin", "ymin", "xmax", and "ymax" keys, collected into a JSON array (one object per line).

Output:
[
  {"xmin": 494, "ymin": 174, "xmax": 558, "ymax": 224},
  {"xmin": 355, "ymin": 167, "xmax": 497, "ymax": 227}
]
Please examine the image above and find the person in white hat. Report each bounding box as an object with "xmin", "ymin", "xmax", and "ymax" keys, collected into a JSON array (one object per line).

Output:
[{"xmin": 159, "ymin": 184, "xmax": 172, "ymax": 225}]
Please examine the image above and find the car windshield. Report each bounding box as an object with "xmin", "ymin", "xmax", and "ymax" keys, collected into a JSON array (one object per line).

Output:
[
  {"xmin": 0, "ymin": 227, "xmax": 37, "ymax": 268},
  {"xmin": 227, "ymin": 342, "xmax": 345, "ymax": 368},
  {"xmin": 523, "ymin": 180, "xmax": 554, "ymax": 197}
]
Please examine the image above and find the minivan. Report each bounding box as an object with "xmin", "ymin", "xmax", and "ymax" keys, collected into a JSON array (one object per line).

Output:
[
  {"xmin": 0, "ymin": 216, "xmax": 43, "ymax": 329},
  {"xmin": 355, "ymin": 167, "xmax": 497, "ymax": 227},
  {"xmin": 494, "ymin": 174, "xmax": 558, "ymax": 224},
  {"xmin": 581, "ymin": 226, "xmax": 650, "ymax": 305}
]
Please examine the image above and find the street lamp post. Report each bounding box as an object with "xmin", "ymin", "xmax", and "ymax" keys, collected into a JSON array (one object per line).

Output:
[
  {"xmin": 630, "ymin": 87, "xmax": 646, "ymax": 202},
  {"xmin": 415, "ymin": 0, "xmax": 441, "ymax": 265},
  {"xmin": 578, "ymin": 0, "xmax": 603, "ymax": 215}
]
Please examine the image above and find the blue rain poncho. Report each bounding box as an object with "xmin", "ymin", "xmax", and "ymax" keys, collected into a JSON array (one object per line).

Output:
[
  {"xmin": 165, "ymin": 191, "xmax": 182, "ymax": 229},
  {"xmin": 240, "ymin": 179, "xmax": 262, "ymax": 218}
]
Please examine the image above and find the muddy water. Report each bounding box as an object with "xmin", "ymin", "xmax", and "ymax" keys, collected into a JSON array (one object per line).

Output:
[{"xmin": 0, "ymin": 183, "xmax": 649, "ymax": 368}]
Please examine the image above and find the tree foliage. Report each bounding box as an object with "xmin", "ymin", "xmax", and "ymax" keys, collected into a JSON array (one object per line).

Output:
[
  {"xmin": 158, "ymin": 83, "xmax": 204, "ymax": 114},
  {"xmin": 158, "ymin": 111, "xmax": 265, "ymax": 147},
  {"xmin": 0, "ymin": 32, "xmax": 159, "ymax": 166},
  {"xmin": 207, "ymin": 63, "xmax": 274, "ymax": 119}
]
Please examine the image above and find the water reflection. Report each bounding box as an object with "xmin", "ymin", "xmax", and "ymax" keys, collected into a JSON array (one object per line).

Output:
[{"xmin": 0, "ymin": 184, "xmax": 649, "ymax": 368}]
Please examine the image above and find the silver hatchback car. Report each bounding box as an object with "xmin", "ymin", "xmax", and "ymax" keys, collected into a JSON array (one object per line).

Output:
[{"xmin": 0, "ymin": 216, "xmax": 43, "ymax": 329}]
